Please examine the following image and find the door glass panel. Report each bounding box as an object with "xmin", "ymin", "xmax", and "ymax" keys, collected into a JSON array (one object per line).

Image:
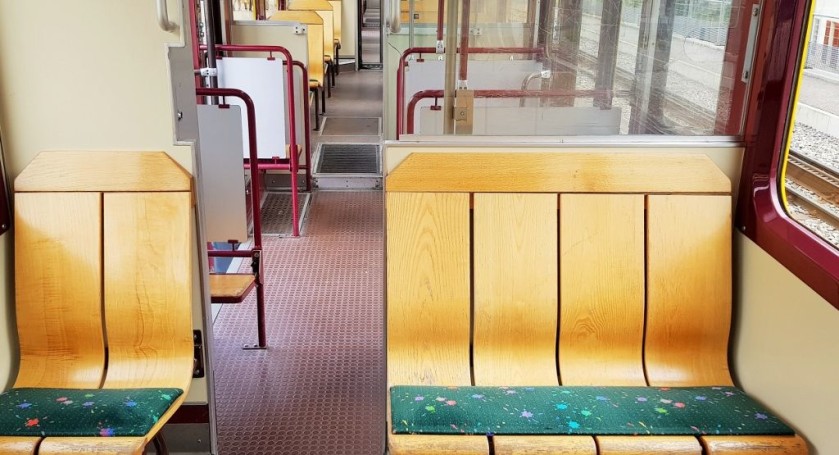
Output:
[
  {"xmin": 783, "ymin": 7, "xmax": 839, "ymax": 248},
  {"xmin": 391, "ymin": 0, "xmax": 755, "ymax": 137}
]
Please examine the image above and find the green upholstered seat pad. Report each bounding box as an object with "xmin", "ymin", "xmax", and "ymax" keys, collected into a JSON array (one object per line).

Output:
[
  {"xmin": 391, "ymin": 386, "xmax": 794, "ymax": 436},
  {"xmin": 0, "ymin": 387, "xmax": 183, "ymax": 437}
]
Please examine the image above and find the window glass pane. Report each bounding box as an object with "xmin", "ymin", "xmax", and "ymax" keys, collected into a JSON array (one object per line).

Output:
[
  {"xmin": 395, "ymin": 0, "xmax": 753, "ymax": 136},
  {"xmin": 784, "ymin": 8, "xmax": 839, "ymax": 248},
  {"xmin": 233, "ymin": 0, "xmax": 257, "ymax": 20}
]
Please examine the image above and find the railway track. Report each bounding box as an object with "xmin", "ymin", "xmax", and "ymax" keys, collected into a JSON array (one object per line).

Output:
[{"xmin": 786, "ymin": 151, "xmax": 839, "ymax": 231}]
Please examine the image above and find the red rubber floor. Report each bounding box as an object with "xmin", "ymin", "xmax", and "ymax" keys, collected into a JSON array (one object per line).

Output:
[{"xmin": 212, "ymin": 191, "xmax": 385, "ymax": 455}]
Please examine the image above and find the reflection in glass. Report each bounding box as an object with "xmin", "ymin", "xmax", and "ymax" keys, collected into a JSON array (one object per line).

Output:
[{"xmin": 395, "ymin": 0, "xmax": 751, "ymax": 136}]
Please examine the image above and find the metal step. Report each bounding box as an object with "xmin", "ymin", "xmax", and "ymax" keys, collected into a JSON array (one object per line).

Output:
[{"xmin": 314, "ymin": 143, "xmax": 382, "ymax": 190}]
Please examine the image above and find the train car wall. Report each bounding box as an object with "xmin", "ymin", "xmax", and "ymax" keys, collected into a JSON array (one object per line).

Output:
[
  {"xmin": 384, "ymin": 143, "xmax": 838, "ymax": 454},
  {"xmin": 0, "ymin": 1, "xmax": 213, "ymax": 445},
  {"xmin": 734, "ymin": 235, "xmax": 839, "ymax": 455}
]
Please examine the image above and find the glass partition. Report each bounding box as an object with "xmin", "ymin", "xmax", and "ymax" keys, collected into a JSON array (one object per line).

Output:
[{"xmin": 388, "ymin": 0, "xmax": 756, "ymax": 137}]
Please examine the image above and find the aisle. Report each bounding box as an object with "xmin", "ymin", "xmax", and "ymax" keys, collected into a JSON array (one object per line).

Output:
[{"xmin": 213, "ymin": 68, "xmax": 385, "ymax": 455}]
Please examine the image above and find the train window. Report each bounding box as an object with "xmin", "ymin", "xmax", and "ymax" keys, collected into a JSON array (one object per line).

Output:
[
  {"xmin": 782, "ymin": 10, "xmax": 839, "ymax": 248},
  {"xmin": 738, "ymin": 0, "xmax": 839, "ymax": 308},
  {"xmin": 232, "ymin": 0, "xmax": 257, "ymax": 20},
  {"xmin": 395, "ymin": 0, "xmax": 756, "ymax": 136}
]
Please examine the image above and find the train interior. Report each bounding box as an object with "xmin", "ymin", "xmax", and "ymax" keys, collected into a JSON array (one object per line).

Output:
[{"xmin": 0, "ymin": 0, "xmax": 837, "ymax": 454}]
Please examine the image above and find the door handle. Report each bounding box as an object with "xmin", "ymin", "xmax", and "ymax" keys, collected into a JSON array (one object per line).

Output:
[
  {"xmin": 387, "ymin": 0, "xmax": 402, "ymax": 33},
  {"xmin": 157, "ymin": 0, "xmax": 179, "ymax": 32}
]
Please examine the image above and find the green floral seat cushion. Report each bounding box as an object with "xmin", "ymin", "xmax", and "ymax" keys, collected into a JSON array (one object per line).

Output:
[
  {"xmin": 391, "ymin": 386, "xmax": 794, "ymax": 436},
  {"xmin": 0, "ymin": 388, "xmax": 183, "ymax": 437}
]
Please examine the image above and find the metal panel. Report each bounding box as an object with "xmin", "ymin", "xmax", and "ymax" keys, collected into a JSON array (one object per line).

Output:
[
  {"xmin": 217, "ymin": 57, "xmax": 289, "ymax": 159},
  {"xmin": 197, "ymin": 105, "xmax": 249, "ymax": 242}
]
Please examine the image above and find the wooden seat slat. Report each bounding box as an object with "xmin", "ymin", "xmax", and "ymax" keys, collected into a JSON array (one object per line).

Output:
[
  {"xmin": 700, "ymin": 435, "xmax": 808, "ymax": 454},
  {"xmin": 386, "ymin": 192, "xmax": 472, "ymax": 386},
  {"xmin": 13, "ymin": 193, "xmax": 105, "ymax": 389},
  {"xmin": 645, "ymin": 195, "xmax": 733, "ymax": 387},
  {"xmin": 0, "ymin": 437, "xmax": 39, "ymax": 454},
  {"xmin": 558, "ymin": 194, "xmax": 646, "ymax": 386},
  {"xmin": 389, "ymin": 434, "xmax": 488, "ymax": 455},
  {"xmin": 596, "ymin": 435, "xmax": 703, "ymax": 454},
  {"xmin": 386, "ymin": 192, "xmax": 476, "ymax": 454},
  {"xmin": 38, "ymin": 437, "xmax": 145, "ymax": 455},
  {"xmin": 102, "ymin": 192, "xmax": 193, "ymax": 392},
  {"xmin": 473, "ymin": 193, "xmax": 558, "ymax": 386},
  {"xmin": 385, "ymin": 153, "xmax": 730, "ymax": 194},
  {"xmin": 494, "ymin": 435, "xmax": 596, "ymax": 454},
  {"xmin": 15, "ymin": 151, "xmax": 191, "ymax": 193},
  {"xmin": 210, "ymin": 274, "xmax": 256, "ymax": 303}
]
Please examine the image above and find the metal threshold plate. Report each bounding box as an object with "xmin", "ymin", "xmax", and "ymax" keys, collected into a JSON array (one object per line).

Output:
[{"xmin": 321, "ymin": 117, "xmax": 381, "ymax": 136}]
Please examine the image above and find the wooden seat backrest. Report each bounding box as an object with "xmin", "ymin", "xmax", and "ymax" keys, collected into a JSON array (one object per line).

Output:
[
  {"xmin": 386, "ymin": 152, "xmax": 733, "ymax": 392},
  {"xmin": 287, "ymin": 0, "xmax": 334, "ymax": 60},
  {"xmin": 270, "ymin": 11, "xmax": 325, "ymax": 87},
  {"xmin": 13, "ymin": 151, "xmax": 194, "ymax": 400},
  {"xmin": 327, "ymin": 0, "xmax": 342, "ymax": 45}
]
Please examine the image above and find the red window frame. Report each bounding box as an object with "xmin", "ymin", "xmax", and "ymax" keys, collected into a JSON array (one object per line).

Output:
[{"xmin": 737, "ymin": 0, "xmax": 839, "ymax": 308}]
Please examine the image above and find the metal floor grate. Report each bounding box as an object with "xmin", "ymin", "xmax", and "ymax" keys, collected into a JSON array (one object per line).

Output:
[
  {"xmin": 315, "ymin": 143, "xmax": 381, "ymax": 175},
  {"xmin": 260, "ymin": 192, "xmax": 311, "ymax": 236}
]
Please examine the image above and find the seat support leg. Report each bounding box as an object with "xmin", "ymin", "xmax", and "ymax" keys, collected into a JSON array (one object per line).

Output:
[
  {"xmin": 152, "ymin": 432, "xmax": 169, "ymax": 455},
  {"xmin": 311, "ymin": 88, "xmax": 320, "ymax": 131}
]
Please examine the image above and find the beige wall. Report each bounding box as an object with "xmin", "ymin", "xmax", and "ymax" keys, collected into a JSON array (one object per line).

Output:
[
  {"xmin": 734, "ymin": 234, "xmax": 839, "ymax": 455},
  {"xmin": 0, "ymin": 1, "xmax": 208, "ymax": 403},
  {"xmin": 342, "ymin": 0, "xmax": 358, "ymax": 59}
]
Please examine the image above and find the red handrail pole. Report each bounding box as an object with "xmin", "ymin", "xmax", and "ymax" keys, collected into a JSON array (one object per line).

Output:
[
  {"xmin": 212, "ymin": 44, "xmax": 298, "ymax": 166},
  {"xmin": 406, "ymin": 90, "xmax": 442, "ymax": 134},
  {"xmin": 211, "ymin": 44, "xmax": 303, "ymax": 236},
  {"xmin": 458, "ymin": 0, "xmax": 470, "ymax": 82},
  {"xmin": 208, "ymin": 250, "xmax": 257, "ymax": 258},
  {"xmin": 292, "ymin": 61, "xmax": 313, "ymax": 192},
  {"xmin": 405, "ymin": 88, "xmax": 629, "ymax": 134},
  {"xmin": 437, "ymin": 0, "xmax": 445, "ymax": 42},
  {"xmin": 197, "ymin": 87, "xmax": 267, "ymax": 347},
  {"xmin": 189, "ymin": 0, "xmax": 203, "ymax": 103},
  {"xmin": 397, "ymin": 47, "xmax": 543, "ymax": 138}
]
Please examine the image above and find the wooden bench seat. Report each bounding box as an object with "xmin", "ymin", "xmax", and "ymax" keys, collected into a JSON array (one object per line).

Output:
[
  {"xmin": 385, "ymin": 152, "xmax": 808, "ymax": 455},
  {"xmin": 270, "ymin": 11, "xmax": 329, "ymax": 114},
  {"xmin": 288, "ymin": 0, "xmax": 337, "ymax": 89},
  {"xmin": 210, "ymin": 273, "xmax": 257, "ymax": 303},
  {"xmin": 0, "ymin": 152, "xmax": 194, "ymax": 455}
]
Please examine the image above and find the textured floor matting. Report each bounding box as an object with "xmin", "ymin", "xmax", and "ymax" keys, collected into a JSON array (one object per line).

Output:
[
  {"xmin": 316, "ymin": 144, "xmax": 381, "ymax": 174},
  {"xmin": 213, "ymin": 191, "xmax": 385, "ymax": 455},
  {"xmin": 321, "ymin": 117, "xmax": 381, "ymax": 136},
  {"xmin": 260, "ymin": 192, "xmax": 311, "ymax": 236}
]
